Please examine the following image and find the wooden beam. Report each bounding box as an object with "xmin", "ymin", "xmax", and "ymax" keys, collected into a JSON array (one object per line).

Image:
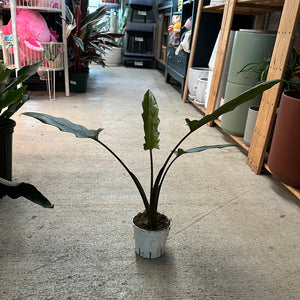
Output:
[
  {"xmin": 205, "ymin": 0, "xmax": 237, "ymax": 126},
  {"xmin": 247, "ymin": 0, "xmax": 300, "ymax": 174}
]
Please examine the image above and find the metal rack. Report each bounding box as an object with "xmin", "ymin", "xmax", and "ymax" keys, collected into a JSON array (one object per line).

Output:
[{"xmin": 1, "ymin": 0, "xmax": 69, "ymax": 99}]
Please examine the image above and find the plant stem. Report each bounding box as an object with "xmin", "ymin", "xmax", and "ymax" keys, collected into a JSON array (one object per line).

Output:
[
  {"xmin": 95, "ymin": 139, "xmax": 149, "ymax": 210},
  {"xmin": 152, "ymin": 130, "xmax": 192, "ymax": 201},
  {"xmin": 149, "ymin": 149, "xmax": 154, "ymax": 199},
  {"xmin": 154, "ymin": 156, "xmax": 178, "ymax": 212}
]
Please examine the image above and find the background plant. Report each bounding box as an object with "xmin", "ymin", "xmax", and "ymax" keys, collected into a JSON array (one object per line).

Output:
[
  {"xmin": 66, "ymin": 0, "xmax": 122, "ymax": 73},
  {"xmin": 238, "ymin": 47, "xmax": 300, "ymax": 90}
]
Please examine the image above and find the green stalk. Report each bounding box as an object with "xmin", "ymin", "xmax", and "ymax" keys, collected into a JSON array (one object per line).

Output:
[
  {"xmin": 95, "ymin": 139, "xmax": 149, "ymax": 211},
  {"xmin": 151, "ymin": 131, "xmax": 191, "ymax": 212}
]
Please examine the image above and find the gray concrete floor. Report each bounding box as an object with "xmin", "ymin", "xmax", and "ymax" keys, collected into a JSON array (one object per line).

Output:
[{"xmin": 1, "ymin": 65, "xmax": 299, "ymax": 299}]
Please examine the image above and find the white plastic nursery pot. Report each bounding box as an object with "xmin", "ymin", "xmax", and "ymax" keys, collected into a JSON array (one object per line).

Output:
[
  {"xmin": 195, "ymin": 77, "xmax": 208, "ymax": 105},
  {"xmin": 133, "ymin": 219, "xmax": 170, "ymax": 259},
  {"xmin": 188, "ymin": 67, "xmax": 209, "ymax": 98},
  {"xmin": 104, "ymin": 48, "xmax": 122, "ymax": 67}
]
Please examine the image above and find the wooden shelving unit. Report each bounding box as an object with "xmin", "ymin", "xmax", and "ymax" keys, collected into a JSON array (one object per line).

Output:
[{"xmin": 183, "ymin": 0, "xmax": 300, "ymax": 199}]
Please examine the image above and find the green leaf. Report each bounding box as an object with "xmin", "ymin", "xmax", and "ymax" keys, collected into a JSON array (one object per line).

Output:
[
  {"xmin": 0, "ymin": 86, "xmax": 27, "ymax": 111},
  {"xmin": 0, "ymin": 69, "xmax": 14, "ymax": 86},
  {"xmin": 0, "ymin": 177, "xmax": 53, "ymax": 208},
  {"xmin": 142, "ymin": 89, "xmax": 160, "ymax": 150},
  {"xmin": 73, "ymin": 35, "xmax": 85, "ymax": 52},
  {"xmin": 17, "ymin": 61, "xmax": 42, "ymax": 78},
  {"xmin": 22, "ymin": 112, "xmax": 103, "ymax": 140},
  {"xmin": 176, "ymin": 144, "xmax": 236, "ymax": 157},
  {"xmin": 80, "ymin": 5, "xmax": 107, "ymax": 30},
  {"xmin": 186, "ymin": 79, "xmax": 282, "ymax": 132},
  {"xmin": 3, "ymin": 62, "xmax": 42, "ymax": 93},
  {"xmin": 1, "ymin": 94, "xmax": 29, "ymax": 119}
]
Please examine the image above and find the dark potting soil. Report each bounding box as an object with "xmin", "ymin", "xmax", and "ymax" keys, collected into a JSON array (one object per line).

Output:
[{"xmin": 133, "ymin": 212, "xmax": 170, "ymax": 231}]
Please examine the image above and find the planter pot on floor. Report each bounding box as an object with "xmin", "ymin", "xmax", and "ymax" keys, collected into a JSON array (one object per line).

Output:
[
  {"xmin": 69, "ymin": 72, "xmax": 89, "ymax": 93},
  {"xmin": 221, "ymin": 81, "xmax": 262, "ymax": 136},
  {"xmin": 133, "ymin": 213, "xmax": 170, "ymax": 259},
  {"xmin": 0, "ymin": 119, "xmax": 16, "ymax": 180},
  {"xmin": 243, "ymin": 106, "xmax": 259, "ymax": 146},
  {"xmin": 267, "ymin": 90, "xmax": 300, "ymax": 188},
  {"xmin": 221, "ymin": 30, "xmax": 276, "ymax": 136}
]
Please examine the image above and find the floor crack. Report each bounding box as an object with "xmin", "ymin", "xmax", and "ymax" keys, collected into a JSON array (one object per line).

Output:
[{"xmin": 173, "ymin": 191, "xmax": 249, "ymax": 236}]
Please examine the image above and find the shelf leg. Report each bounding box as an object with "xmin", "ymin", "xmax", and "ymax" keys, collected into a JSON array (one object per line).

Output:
[{"xmin": 205, "ymin": 0, "xmax": 237, "ymax": 126}]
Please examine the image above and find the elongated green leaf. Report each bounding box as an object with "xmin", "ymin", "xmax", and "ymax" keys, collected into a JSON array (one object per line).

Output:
[
  {"xmin": 73, "ymin": 35, "xmax": 85, "ymax": 52},
  {"xmin": 3, "ymin": 62, "xmax": 42, "ymax": 93},
  {"xmin": 80, "ymin": 5, "xmax": 107, "ymax": 30},
  {"xmin": 1, "ymin": 94, "xmax": 29, "ymax": 119},
  {"xmin": 17, "ymin": 61, "xmax": 42, "ymax": 78},
  {"xmin": 186, "ymin": 79, "xmax": 282, "ymax": 132},
  {"xmin": 22, "ymin": 112, "xmax": 103, "ymax": 140},
  {"xmin": 142, "ymin": 89, "xmax": 160, "ymax": 150},
  {"xmin": 0, "ymin": 177, "xmax": 53, "ymax": 208},
  {"xmin": 0, "ymin": 69, "xmax": 14, "ymax": 85},
  {"xmin": 0, "ymin": 86, "xmax": 27, "ymax": 111},
  {"xmin": 176, "ymin": 144, "xmax": 236, "ymax": 158},
  {"xmin": 65, "ymin": 4, "xmax": 75, "ymax": 25}
]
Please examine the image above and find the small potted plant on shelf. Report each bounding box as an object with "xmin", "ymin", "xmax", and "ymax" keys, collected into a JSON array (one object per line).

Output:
[
  {"xmin": 21, "ymin": 79, "xmax": 281, "ymax": 259},
  {"xmin": 66, "ymin": 0, "xmax": 122, "ymax": 93}
]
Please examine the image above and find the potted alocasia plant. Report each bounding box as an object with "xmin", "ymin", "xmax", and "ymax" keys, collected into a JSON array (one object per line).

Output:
[
  {"xmin": 22, "ymin": 79, "xmax": 281, "ymax": 259},
  {"xmin": 66, "ymin": 0, "xmax": 122, "ymax": 92}
]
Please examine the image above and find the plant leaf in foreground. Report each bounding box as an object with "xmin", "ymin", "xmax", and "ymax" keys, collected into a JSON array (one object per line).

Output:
[{"xmin": 22, "ymin": 112, "xmax": 103, "ymax": 140}]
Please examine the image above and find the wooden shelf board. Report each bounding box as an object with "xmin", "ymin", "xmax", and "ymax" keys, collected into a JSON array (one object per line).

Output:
[
  {"xmin": 187, "ymin": 98, "xmax": 299, "ymax": 200},
  {"xmin": 213, "ymin": 119, "xmax": 250, "ymax": 152},
  {"xmin": 204, "ymin": 0, "xmax": 283, "ymax": 14},
  {"xmin": 188, "ymin": 97, "xmax": 206, "ymax": 114}
]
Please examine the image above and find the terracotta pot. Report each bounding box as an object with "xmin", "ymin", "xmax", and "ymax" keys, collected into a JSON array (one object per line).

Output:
[{"xmin": 268, "ymin": 90, "xmax": 300, "ymax": 188}]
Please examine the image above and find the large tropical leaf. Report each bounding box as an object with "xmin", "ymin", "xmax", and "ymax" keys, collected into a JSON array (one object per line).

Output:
[
  {"xmin": 0, "ymin": 177, "xmax": 53, "ymax": 208},
  {"xmin": 22, "ymin": 112, "xmax": 103, "ymax": 140},
  {"xmin": 142, "ymin": 89, "xmax": 160, "ymax": 151},
  {"xmin": 186, "ymin": 79, "xmax": 282, "ymax": 132}
]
